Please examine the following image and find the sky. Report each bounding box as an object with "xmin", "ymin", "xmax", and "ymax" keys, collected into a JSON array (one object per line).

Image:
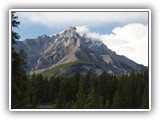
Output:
[{"xmin": 14, "ymin": 11, "xmax": 148, "ymax": 66}]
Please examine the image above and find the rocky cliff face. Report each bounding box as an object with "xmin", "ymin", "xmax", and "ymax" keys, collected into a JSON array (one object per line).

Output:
[{"xmin": 14, "ymin": 27, "xmax": 146, "ymax": 76}]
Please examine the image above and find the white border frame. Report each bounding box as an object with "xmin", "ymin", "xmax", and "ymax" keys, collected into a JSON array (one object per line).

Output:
[{"xmin": 9, "ymin": 9, "xmax": 151, "ymax": 111}]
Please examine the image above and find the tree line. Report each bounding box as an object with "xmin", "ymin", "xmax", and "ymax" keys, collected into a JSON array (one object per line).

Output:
[
  {"xmin": 13, "ymin": 70, "xmax": 149, "ymax": 109},
  {"xmin": 32, "ymin": 71, "xmax": 149, "ymax": 109}
]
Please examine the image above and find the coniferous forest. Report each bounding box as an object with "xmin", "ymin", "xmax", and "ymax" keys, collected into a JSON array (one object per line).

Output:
[
  {"xmin": 11, "ymin": 12, "xmax": 149, "ymax": 109},
  {"xmin": 32, "ymin": 71, "xmax": 149, "ymax": 109},
  {"xmin": 12, "ymin": 70, "xmax": 149, "ymax": 109}
]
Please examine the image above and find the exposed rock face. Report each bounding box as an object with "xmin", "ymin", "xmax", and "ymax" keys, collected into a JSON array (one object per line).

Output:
[{"xmin": 14, "ymin": 27, "xmax": 146, "ymax": 76}]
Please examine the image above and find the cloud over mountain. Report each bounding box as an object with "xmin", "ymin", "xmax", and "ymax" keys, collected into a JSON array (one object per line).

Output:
[{"xmin": 76, "ymin": 23, "xmax": 148, "ymax": 66}]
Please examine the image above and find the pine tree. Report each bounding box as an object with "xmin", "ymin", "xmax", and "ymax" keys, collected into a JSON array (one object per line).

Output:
[
  {"xmin": 96, "ymin": 72, "xmax": 108, "ymax": 102},
  {"xmin": 140, "ymin": 84, "xmax": 149, "ymax": 109},
  {"xmin": 55, "ymin": 91, "xmax": 64, "ymax": 108},
  {"xmin": 28, "ymin": 74, "xmax": 39, "ymax": 108},
  {"xmin": 36, "ymin": 74, "xmax": 46, "ymax": 104},
  {"xmin": 43, "ymin": 77, "xmax": 49, "ymax": 103},
  {"xmin": 48, "ymin": 76, "xmax": 60, "ymax": 103},
  {"xmin": 99, "ymin": 73, "xmax": 118, "ymax": 105},
  {"xmin": 112, "ymin": 91, "xmax": 122, "ymax": 109},
  {"xmin": 11, "ymin": 12, "xmax": 28, "ymax": 108},
  {"xmin": 105, "ymin": 99, "xmax": 111, "ymax": 109},
  {"xmin": 84, "ymin": 72, "xmax": 95, "ymax": 95},
  {"xmin": 85, "ymin": 89, "xmax": 99, "ymax": 109},
  {"xmin": 98, "ymin": 96, "xmax": 104, "ymax": 109},
  {"xmin": 76, "ymin": 76, "xmax": 85, "ymax": 108},
  {"xmin": 134, "ymin": 73, "xmax": 143, "ymax": 108},
  {"xmin": 140, "ymin": 69, "xmax": 149, "ymax": 109}
]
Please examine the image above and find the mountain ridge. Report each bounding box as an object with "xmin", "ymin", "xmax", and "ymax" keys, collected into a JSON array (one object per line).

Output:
[{"xmin": 14, "ymin": 27, "xmax": 146, "ymax": 76}]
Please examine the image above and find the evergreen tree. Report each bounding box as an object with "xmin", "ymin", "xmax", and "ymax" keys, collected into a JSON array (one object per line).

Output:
[
  {"xmin": 96, "ymin": 72, "xmax": 108, "ymax": 102},
  {"xmin": 55, "ymin": 91, "xmax": 64, "ymax": 108},
  {"xmin": 134, "ymin": 73, "xmax": 143, "ymax": 108},
  {"xmin": 28, "ymin": 74, "xmax": 39, "ymax": 107},
  {"xmin": 48, "ymin": 76, "xmax": 60, "ymax": 103},
  {"xmin": 105, "ymin": 99, "xmax": 111, "ymax": 109},
  {"xmin": 112, "ymin": 71, "xmax": 149, "ymax": 109},
  {"xmin": 76, "ymin": 76, "xmax": 85, "ymax": 108},
  {"xmin": 140, "ymin": 69, "xmax": 149, "ymax": 109},
  {"xmin": 28, "ymin": 74, "xmax": 47, "ymax": 108},
  {"xmin": 11, "ymin": 12, "xmax": 28, "ymax": 108},
  {"xmin": 43, "ymin": 77, "xmax": 49, "ymax": 103},
  {"xmin": 98, "ymin": 96, "xmax": 104, "ymax": 109},
  {"xmin": 112, "ymin": 75, "xmax": 130, "ymax": 109},
  {"xmin": 85, "ymin": 89, "xmax": 99, "ymax": 109},
  {"xmin": 105, "ymin": 73, "xmax": 118, "ymax": 104},
  {"xmin": 84, "ymin": 72, "xmax": 95, "ymax": 96},
  {"xmin": 55, "ymin": 77, "xmax": 75, "ymax": 108},
  {"xmin": 140, "ymin": 84, "xmax": 149, "ymax": 109},
  {"xmin": 112, "ymin": 90, "xmax": 123, "ymax": 109},
  {"xmin": 123, "ymin": 73, "xmax": 136, "ymax": 108}
]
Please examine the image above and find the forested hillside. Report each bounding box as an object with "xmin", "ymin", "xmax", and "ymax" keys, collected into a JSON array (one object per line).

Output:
[{"xmin": 24, "ymin": 70, "xmax": 149, "ymax": 109}]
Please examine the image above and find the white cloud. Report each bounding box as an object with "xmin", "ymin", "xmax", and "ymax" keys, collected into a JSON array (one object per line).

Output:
[
  {"xmin": 76, "ymin": 25, "xmax": 89, "ymax": 36},
  {"xmin": 112, "ymin": 23, "xmax": 148, "ymax": 40},
  {"xmin": 16, "ymin": 12, "xmax": 148, "ymax": 28},
  {"xmin": 76, "ymin": 24, "xmax": 148, "ymax": 66}
]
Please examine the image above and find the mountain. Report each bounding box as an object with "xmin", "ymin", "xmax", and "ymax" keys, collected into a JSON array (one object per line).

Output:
[{"xmin": 14, "ymin": 27, "xmax": 146, "ymax": 76}]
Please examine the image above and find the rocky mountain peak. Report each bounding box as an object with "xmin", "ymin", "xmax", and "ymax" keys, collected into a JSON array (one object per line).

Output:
[
  {"xmin": 68, "ymin": 26, "xmax": 77, "ymax": 32},
  {"xmin": 57, "ymin": 27, "xmax": 77, "ymax": 36},
  {"xmin": 14, "ymin": 27, "xmax": 146, "ymax": 76}
]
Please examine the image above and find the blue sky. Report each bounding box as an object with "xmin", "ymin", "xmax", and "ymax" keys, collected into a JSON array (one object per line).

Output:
[
  {"xmin": 14, "ymin": 22, "xmax": 121, "ymax": 40},
  {"xmin": 14, "ymin": 11, "xmax": 148, "ymax": 65}
]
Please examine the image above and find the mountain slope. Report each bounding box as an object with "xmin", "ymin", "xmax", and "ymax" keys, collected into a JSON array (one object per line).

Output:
[{"xmin": 14, "ymin": 27, "xmax": 146, "ymax": 76}]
